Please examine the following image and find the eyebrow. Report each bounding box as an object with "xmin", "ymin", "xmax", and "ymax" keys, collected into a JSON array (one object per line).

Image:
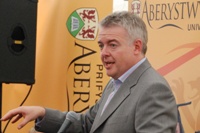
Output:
[
  {"xmin": 97, "ymin": 41, "xmax": 102, "ymax": 44},
  {"xmin": 98, "ymin": 39, "xmax": 118, "ymax": 44}
]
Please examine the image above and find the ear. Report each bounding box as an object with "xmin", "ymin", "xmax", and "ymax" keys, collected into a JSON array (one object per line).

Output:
[{"xmin": 133, "ymin": 39, "xmax": 142, "ymax": 54}]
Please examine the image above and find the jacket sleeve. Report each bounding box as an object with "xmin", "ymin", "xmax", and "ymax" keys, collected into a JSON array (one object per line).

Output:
[
  {"xmin": 34, "ymin": 105, "xmax": 99, "ymax": 133},
  {"xmin": 35, "ymin": 81, "xmax": 111, "ymax": 133}
]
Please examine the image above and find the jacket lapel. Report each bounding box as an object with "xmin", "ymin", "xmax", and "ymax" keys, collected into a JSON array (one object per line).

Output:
[
  {"xmin": 97, "ymin": 82, "xmax": 131, "ymax": 124},
  {"xmin": 91, "ymin": 59, "xmax": 151, "ymax": 133}
]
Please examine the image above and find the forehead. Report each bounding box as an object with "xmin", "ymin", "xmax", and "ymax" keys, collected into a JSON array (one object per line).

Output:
[
  {"xmin": 99, "ymin": 25, "xmax": 126, "ymax": 34},
  {"xmin": 98, "ymin": 26, "xmax": 128, "ymax": 40}
]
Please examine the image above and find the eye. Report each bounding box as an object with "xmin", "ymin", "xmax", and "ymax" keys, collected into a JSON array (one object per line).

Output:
[
  {"xmin": 98, "ymin": 43, "xmax": 104, "ymax": 50},
  {"xmin": 110, "ymin": 43, "xmax": 117, "ymax": 48}
]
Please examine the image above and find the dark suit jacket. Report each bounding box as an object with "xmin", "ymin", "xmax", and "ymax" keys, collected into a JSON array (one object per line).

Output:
[{"xmin": 36, "ymin": 59, "xmax": 177, "ymax": 133}]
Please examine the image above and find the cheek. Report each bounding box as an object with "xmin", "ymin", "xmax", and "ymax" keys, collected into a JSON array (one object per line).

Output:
[
  {"xmin": 100, "ymin": 53, "xmax": 103, "ymax": 59},
  {"xmin": 115, "ymin": 52, "xmax": 127, "ymax": 62},
  {"xmin": 116, "ymin": 53, "xmax": 133, "ymax": 67}
]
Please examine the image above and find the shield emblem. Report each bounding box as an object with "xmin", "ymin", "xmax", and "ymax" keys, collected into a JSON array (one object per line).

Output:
[
  {"xmin": 131, "ymin": 0, "xmax": 141, "ymax": 16},
  {"xmin": 66, "ymin": 8, "xmax": 98, "ymax": 41}
]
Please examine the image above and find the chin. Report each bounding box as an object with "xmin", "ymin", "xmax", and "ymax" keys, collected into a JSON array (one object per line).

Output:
[
  {"xmin": 106, "ymin": 72, "xmax": 112, "ymax": 77},
  {"xmin": 106, "ymin": 69, "xmax": 117, "ymax": 79}
]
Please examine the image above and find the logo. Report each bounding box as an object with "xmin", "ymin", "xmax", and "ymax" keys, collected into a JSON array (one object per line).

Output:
[
  {"xmin": 66, "ymin": 8, "xmax": 98, "ymax": 40},
  {"xmin": 131, "ymin": 0, "xmax": 141, "ymax": 16},
  {"xmin": 138, "ymin": 0, "xmax": 200, "ymax": 31}
]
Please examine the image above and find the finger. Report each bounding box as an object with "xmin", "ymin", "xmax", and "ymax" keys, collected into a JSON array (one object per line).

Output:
[
  {"xmin": 1, "ymin": 108, "xmax": 22, "ymax": 121},
  {"xmin": 12, "ymin": 114, "xmax": 23, "ymax": 123},
  {"xmin": 17, "ymin": 118, "xmax": 30, "ymax": 129},
  {"xmin": 1, "ymin": 112, "xmax": 15, "ymax": 121}
]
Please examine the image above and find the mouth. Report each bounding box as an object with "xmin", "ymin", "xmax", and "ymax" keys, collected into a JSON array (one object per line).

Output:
[{"xmin": 104, "ymin": 61, "xmax": 114, "ymax": 69}]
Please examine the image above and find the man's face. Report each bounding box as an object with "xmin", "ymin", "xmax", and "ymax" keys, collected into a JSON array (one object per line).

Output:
[{"xmin": 98, "ymin": 26, "xmax": 137, "ymax": 79}]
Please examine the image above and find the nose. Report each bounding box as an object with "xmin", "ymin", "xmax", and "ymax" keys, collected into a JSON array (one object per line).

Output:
[{"xmin": 101, "ymin": 46, "xmax": 110, "ymax": 57}]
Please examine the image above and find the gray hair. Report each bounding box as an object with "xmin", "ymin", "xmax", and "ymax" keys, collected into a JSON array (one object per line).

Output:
[{"xmin": 99, "ymin": 11, "xmax": 148, "ymax": 55}]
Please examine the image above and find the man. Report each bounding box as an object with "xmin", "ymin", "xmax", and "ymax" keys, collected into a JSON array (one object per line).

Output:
[{"xmin": 1, "ymin": 11, "xmax": 177, "ymax": 133}]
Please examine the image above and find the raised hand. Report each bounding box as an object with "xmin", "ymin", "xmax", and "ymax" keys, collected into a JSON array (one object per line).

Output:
[{"xmin": 1, "ymin": 106, "xmax": 45, "ymax": 129}]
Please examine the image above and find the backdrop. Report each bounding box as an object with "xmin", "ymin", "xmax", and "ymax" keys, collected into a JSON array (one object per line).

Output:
[
  {"xmin": 129, "ymin": 0, "xmax": 200, "ymax": 132},
  {"xmin": 2, "ymin": 1, "xmax": 112, "ymax": 132}
]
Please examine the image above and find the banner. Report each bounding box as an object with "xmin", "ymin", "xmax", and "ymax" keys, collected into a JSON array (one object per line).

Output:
[
  {"xmin": 129, "ymin": 0, "xmax": 200, "ymax": 132},
  {"xmin": 64, "ymin": 1, "xmax": 112, "ymax": 113},
  {"xmin": 2, "ymin": 1, "xmax": 112, "ymax": 132}
]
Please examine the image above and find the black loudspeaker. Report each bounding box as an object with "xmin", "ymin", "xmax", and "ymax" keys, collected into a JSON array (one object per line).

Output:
[{"xmin": 0, "ymin": 0, "xmax": 38, "ymax": 84}]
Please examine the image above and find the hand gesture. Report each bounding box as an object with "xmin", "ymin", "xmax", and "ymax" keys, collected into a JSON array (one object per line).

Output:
[{"xmin": 1, "ymin": 106, "xmax": 45, "ymax": 129}]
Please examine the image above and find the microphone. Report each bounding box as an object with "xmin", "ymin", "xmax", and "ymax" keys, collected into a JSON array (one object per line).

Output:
[{"xmin": 57, "ymin": 111, "xmax": 77, "ymax": 133}]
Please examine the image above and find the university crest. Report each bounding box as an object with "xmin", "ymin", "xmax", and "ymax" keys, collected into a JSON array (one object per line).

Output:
[{"xmin": 66, "ymin": 8, "xmax": 98, "ymax": 41}]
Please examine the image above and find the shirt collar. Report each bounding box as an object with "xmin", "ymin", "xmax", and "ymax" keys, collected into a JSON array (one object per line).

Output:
[{"xmin": 117, "ymin": 57, "xmax": 146, "ymax": 83}]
